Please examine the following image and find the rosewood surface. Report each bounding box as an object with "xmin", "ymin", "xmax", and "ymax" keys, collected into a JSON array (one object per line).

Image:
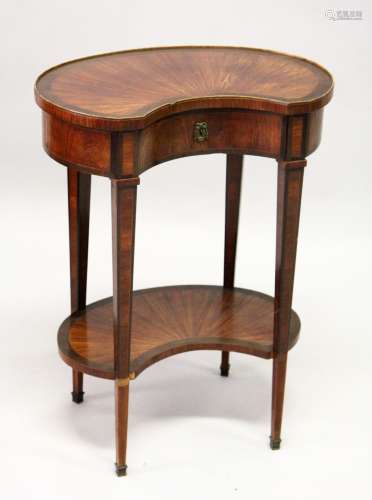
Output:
[
  {"xmin": 35, "ymin": 47, "xmax": 333, "ymax": 178},
  {"xmin": 67, "ymin": 169, "xmax": 91, "ymax": 403},
  {"xmin": 221, "ymin": 154, "xmax": 244, "ymax": 376},
  {"xmin": 35, "ymin": 46, "xmax": 333, "ymax": 129},
  {"xmin": 58, "ymin": 285, "xmax": 301, "ymax": 379},
  {"xmin": 35, "ymin": 46, "xmax": 333, "ymax": 476}
]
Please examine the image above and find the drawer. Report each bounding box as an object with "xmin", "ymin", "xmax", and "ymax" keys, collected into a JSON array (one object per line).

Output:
[{"xmin": 137, "ymin": 109, "xmax": 283, "ymax": 173}]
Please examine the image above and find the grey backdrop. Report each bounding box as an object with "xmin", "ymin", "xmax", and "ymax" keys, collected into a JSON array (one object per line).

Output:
[{"xmin": 1, "ymin": 1, "xmax": 371, "ymax": 499}]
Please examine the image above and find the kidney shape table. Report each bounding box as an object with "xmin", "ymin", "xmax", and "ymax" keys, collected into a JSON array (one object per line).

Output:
[{"xmin": 35, "ymin": 46, "xmax": 333, "ymax": 476}]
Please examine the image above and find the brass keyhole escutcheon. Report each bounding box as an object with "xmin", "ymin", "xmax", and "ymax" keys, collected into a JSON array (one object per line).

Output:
[{"xmin": 194, "ymin": 122, "xmax": 208, "ymax": 142}]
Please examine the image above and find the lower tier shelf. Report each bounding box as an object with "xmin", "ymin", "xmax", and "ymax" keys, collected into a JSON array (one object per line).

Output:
[{"xmin": 58, "ymin": 285, "xmax": 300, "ymax": 379}]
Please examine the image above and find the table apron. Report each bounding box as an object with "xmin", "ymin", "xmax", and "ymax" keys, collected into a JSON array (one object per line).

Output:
[{"xmin": 42, "ymin": 108, "xmax": 323, "ymax": 177}]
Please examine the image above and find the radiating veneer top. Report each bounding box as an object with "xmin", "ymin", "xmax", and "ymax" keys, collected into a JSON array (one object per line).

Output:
[{"xmin": 35, "ymin": 46, "xmax": 333, "ymax": 130}]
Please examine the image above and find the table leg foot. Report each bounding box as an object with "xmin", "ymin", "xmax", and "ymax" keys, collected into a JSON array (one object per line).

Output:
[
  {"xmin": 71, "ymin": 391, "xmax": 84, "ymax": 403},
  {"xmin": 72, "ymin": 369, "xmax": 84, "ymax": 403},
  {"xmin": 220, "ymin": 351, "xmax": 230, "ymax": 377},
  {"xmin": 270, "ymin": 436, "xmax": 282, "ymax": 450},
  {"xmin": 220, "ymin": 366, "xmax": 230, "ymax": 377},
  {"xmin": 115, "ymin": 463, "xmax": 128, "ymax": 476}
]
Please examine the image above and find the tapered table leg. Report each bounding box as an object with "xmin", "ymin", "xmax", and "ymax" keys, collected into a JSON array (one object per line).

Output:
[
  {"xmin": 271, "ymin": 353, "xmax": 288, "ymax": 449},
  {"xmin": 72, "ymin": 369, "xmax": 84, "ymax": 403},
  {"xmin": 220, "ymin": 154, "xmax": 243, "ymax": 377},
  {"xmin": 115, "ymin": 379, "xmax": 130, "ymax": 476},
  {"xmin": 67, "ymin": 169, "xmax": 91, "ymax": 403},
  {"xmin": 111, "ymin": 177, "xmax": 139, "ymax": 476},
  {"xmin": 270, "ymin": 159, "xmax": 306, "ymax": 449}
]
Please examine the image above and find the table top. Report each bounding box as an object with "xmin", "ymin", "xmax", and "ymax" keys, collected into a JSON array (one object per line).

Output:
[{"xmin": 35, "ymin": 46, "xmax": 333, "ymax": 130}]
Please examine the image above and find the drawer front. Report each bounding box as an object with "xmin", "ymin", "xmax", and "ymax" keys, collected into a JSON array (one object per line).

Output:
[{"xmin": 137, "ymin": 109, "xmax": 283, "ymax": 173}]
